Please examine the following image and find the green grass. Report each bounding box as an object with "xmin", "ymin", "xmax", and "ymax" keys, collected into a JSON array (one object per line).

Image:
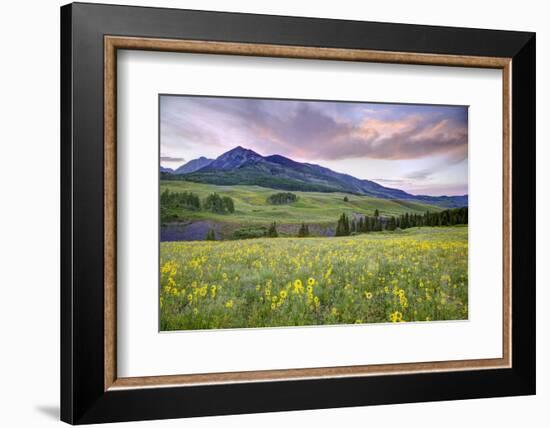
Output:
[
  {"xmin": 161, "ymin": 180, "xmax": 442, "ymax": 226},
  {"xmin": 160, "ymin": 226, "xmax": 468, "ymax": 330}
]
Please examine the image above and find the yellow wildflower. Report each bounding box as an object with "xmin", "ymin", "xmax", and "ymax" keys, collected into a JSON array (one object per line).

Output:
[
  {"xmin": 390, "ymin": 311, "xmax": 403, "ymax": 323},
  {"xmin": 293, "ymin": 280, "xmax": 304, "ymax": 294}
]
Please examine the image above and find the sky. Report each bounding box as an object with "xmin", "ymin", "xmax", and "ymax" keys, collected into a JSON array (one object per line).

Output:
[{"xmin": 160, "ymin": 95, "xmax": 468, "ymax": 196}]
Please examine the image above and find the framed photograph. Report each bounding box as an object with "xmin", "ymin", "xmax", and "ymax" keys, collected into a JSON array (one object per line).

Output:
[{"xmin": 61, "ymin": 2, "xmax": 535, "ymax": 424}]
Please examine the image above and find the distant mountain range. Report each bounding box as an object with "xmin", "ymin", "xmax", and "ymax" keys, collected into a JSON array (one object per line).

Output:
[
  {"xmin": 161, "ymin": 146, "xmax": 467, "ymax": 208},
  {"xmin": 160, "ymin": 166, "xmax": 174, "ymax": 174},
  {"xmin": 174, "ymin": 156, "xmax": 214, "ymax": 174}
]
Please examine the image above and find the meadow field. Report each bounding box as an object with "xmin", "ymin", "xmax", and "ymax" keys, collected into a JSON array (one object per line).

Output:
[
  {"xmin": 160, "ymin": 180, "xmax": 445, "ymax": 240},
  {"xmin": 161, "ymin": 180, "xmax": 441, "ymax": 224},
  {"xmin": 160, "ymin": 226, "xmax": 468, "ymax": 330}
]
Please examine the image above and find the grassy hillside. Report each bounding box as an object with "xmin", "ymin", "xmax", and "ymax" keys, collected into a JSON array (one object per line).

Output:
[{"xmin": 160, "ymin": 180, "xmax": 443, "ymax": 226}]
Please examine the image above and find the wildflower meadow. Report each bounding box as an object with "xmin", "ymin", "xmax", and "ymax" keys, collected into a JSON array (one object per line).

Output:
[{"xmin": 160, "ymin": 226, "xmax": 468, "ymax": 330}]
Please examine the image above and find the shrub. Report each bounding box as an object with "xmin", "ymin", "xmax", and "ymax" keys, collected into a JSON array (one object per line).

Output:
[{"xmin": 232, "ymin": 226, "xmax": 267, "ymax": 240}]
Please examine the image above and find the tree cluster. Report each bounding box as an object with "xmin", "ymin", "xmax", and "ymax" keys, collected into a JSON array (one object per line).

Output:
[
  {"xmin": 160, "ymin": 189, "xmax": 236, "ymax": 217},
  {"xmin": 335, "ymin": 207, "xmax": 468, "ymax": 236},
  {"xmin": 267, "ymin": 192, "xmax": 298, "ymax": 205},
  {"xmin": 160, "ymin": 189, "xmax": 201, "ymax": 210},
  {"xmin": 203, "ymin": 193, "xmax": 235, "ymax": 214}
]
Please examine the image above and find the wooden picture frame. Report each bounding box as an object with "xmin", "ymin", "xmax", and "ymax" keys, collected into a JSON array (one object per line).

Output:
[{"xmin": 61, "ymin": 2, "xmax": 535, "ymax": 424}]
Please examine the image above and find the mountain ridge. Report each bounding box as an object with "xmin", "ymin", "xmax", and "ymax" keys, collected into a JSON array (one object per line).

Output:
[
  {"xmin": 162, "ymin": 146, "xmax": 467, "ymax": 208},
  {"xmin": 173, "ymin": 156, "xmax": 214, "ymax": 174}
]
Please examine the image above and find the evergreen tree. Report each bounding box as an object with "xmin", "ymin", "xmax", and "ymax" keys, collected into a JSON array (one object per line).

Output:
[
  {"xmin": 267, "ymin": 222, "xmax": 278, "ymax": 237},
  {"xmin": 298, "ymin": 222, "xmax": 310, "ymax": 237},
  {"xmin": 335, "ymin": 217, "xmax": 342, "ymax": 236},
  {"xmin": 440, "ymin": 210, "xmax": 449, "ymax": 226},
  {"xmin": 366, "ymin": 216, "xmax": 373, "ymax": 232},
  {"xmin": 374, "ymin": 209, "xmax": 380, "ymax": 217},
  {"xmin": 335, "ymin": 213, "xmax": 351, "ymax": 236},
  {"xmin": 222, "ymin": 196, "xmax": 235, "ymax": 213},
  {"xmin": 358, "ymin": 217, "xmax": 364, "ymax": 233},
  {"xmin": 402, "ymin": 213, "xmax": 410, "ymax": 229},
  {"xmin": 205, "ymin": 229, "xmax": 216, "ymax": 241},
  {"xmin": 343, "ymin": 196, "xmax": 349, "ymax": 202}
]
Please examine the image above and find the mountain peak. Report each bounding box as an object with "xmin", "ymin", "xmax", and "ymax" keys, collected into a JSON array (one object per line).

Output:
[
  {"xmin": 202, "ymin": 146, "xmax": 264, "ymax": 171},
  {"xmin": 226, "ymin": 145, "xmax": 260, "ymax": 155}
]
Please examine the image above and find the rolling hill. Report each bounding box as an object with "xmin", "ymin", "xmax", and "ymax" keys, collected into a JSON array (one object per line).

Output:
[{"xmin": 160, "ymin": 180, "xmax": 444, "ymax": 225}]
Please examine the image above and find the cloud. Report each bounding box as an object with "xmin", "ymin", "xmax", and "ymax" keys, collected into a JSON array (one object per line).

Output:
[
  {"xmin": 160, "ymin": 156, "xmax": 186, "ymax": 162},
  {"xmin": 373, "ymin": 178, "xmax": 407, "ymax": 184},
  {"xmin": 160, "ymin": 95, "xmax": 468, "ymax": 164},
  {"xmin": 405, "ymin": 168, "xmax": 434, "ymax": 180},
  {"xmin": 305, "ymin": 114, "xmax": 468, "ymax": 162}
]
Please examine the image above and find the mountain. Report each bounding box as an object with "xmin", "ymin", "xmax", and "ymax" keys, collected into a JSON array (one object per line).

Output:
[
  {"xmin": 200, "ymin": 146, "xmax": 264, "ymax": 171},
  {"xmin": 176, "ymin": 146, "xmax": 467, "ymax": 208},
  {"xmin": 174, "ymin": 156, "xmax": 214, "ymax": 174},
  {"xmin": 160, "ymin": 166, "xmax": 174, "ymax": 173}
]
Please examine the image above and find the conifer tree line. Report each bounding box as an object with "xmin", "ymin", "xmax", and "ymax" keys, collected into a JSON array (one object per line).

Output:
[
  {"xmin": 335, "ymin": 207, "xmax": 468, "ymax": 236},
  {"xmin": 161, "ymin": 189, "xmax": 235, "ymax": 214},
  {"xmin": 160, "ymin": 189, "xmax": 201, "ymax": 210}
]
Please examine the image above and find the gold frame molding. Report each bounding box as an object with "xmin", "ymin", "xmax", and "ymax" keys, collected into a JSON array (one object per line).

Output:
[{"xmin": 104, "ymin": 35, "xmax": 512, "ymax": 391}]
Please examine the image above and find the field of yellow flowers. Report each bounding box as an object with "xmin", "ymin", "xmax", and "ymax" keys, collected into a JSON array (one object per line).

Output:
[{"xmin": 160, "ymin": 226, "xmax": 468, "ymax": 330}]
